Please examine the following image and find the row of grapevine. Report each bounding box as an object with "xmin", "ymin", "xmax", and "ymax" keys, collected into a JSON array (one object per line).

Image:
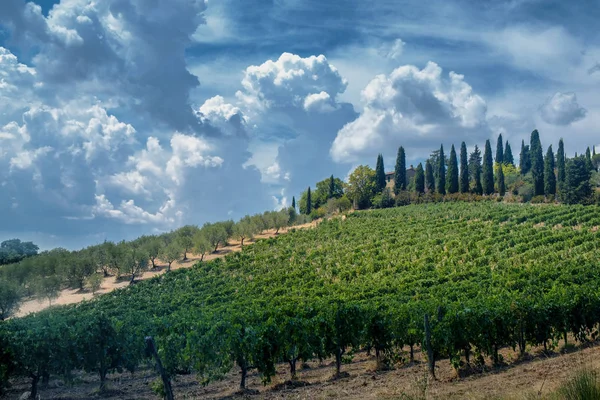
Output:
[{"xmin": 1, "ymin": 202, "xmax": 599, "ymax": 397}]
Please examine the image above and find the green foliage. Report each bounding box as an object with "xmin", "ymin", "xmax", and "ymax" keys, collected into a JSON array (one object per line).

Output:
[
  {"xmin": 176, "ymin": 225, "xmax": 200, "ymax": 260},
  {"xmin": 414, "ymin": 163, "xmax": 425, "ymax": 194},
  {"xmin": 436, "ymin": 145, "xmax": 446, "ymax": 195},
  {"xmin": 202, "ymin": 222, "xmax": 229, "ymax": 253},
  {"xmin": 469, "ymin": 145, "xmax": 483, "ymax": 195},
  {"xmin": 504, "ymin": 141, "xmax": 514, "ymax": 166},
  {"xmin": 496, "ymin": 163, "xmax": 505, "ymax": 196},
  {"xmin": 373, "ymin": 188, "xmax": 394, "ymax": 209},
  {"xmin": 86, "ymin": 273, "xmax": 103, "ymax": 294},
  {"xmin": 346, "ymin": 165, "xmax": 376, "ymax": 209},
  {"xmin": 557, "ymin": 139, "xmax": 566, "ymax": 184},
  {"xmin": 446, "ymin": 144, "xmax": 459, "ymax": 194},
  {"xmin": 459, "ymin": 142, "xmax": 469, "ymax": 193},
  {"xmin": 558, "ymin": 369, "xmax": 600, "ymax": 400},
  {"xmin": 161, "ymin": 241, "xmax": 183, "ymax": 270},
  {"xmin": 394, "ymin": 146, "xmax": 407, "ymax": 194},
  {"xmin": 495, "ymin": 133, "xmax": 504, "ymax": 164},
  {"xmin": 0, "ymin": 281, "xmax": 22, "ymax": 320},
  {"xmin": 3, "ymin": 203, "xmax": 600, "ymax": 394},
  {"xmin": 482, "ymin": 140, "xmax": 494, "ymax": 195},
  {"xmin": 530, "ymin": 130, "xmax": 545, "ymax": 196},
  {"xmin": 425, "ymin": 160, "xmax": 435, "ymax": 193},
  {"xmin": 520, "ymin": 140, "xmax": 531, "ymax": 175},
  {"xmin": 0, "ymin": 239, "xmax": 39, "ymax": 266},
  {"xmin": 544, "ymin": 145, "xmax": 557, "ymax": 196},
  {"xmin": 561, "ymin": 156, "xmax": 593, "ymax": 204},
  {"xmin": 375, "ymin": 154, "xmax": 386, "ymax": 193}
]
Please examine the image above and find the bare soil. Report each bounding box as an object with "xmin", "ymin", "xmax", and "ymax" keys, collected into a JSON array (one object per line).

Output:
[
  {"xmin": 15, "ymin": 221, "xmax": 318, "ymax": 318},
  {"xmin": 4, "ymin": 341, "xmax": 599, "ymax": 399}
]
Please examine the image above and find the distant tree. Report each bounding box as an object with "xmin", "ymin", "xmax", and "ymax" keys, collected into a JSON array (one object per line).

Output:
[
  {"xmin": 0, "ymin": 281, "xmax": 22, "ymax": 320},
  {"xmin": 436, "ymin": 145, "xmax": 446, "ymax": 195},
  {"xmin": 557, "ymin": 139, "xmax": 566, "ymax": 193},
  {"xmin": 328, "ymin": 175, "xmax": 336, "ymax": 199},
  {"xmin": 530, "ymin": 130, "xmax": 544, "ymax": 196},
  {"xmin": 33, "ymin": 275, "xmax": 61, "ymax": 305},
  {"xmin": 116, "ymin": 242, "xmax": 149, "ymax": 285},
  {"xmin": 544, "ymin": 145, "xmax": 557, "ymax": 197},
  {"xmin": 177, "ymin": 225, "xmax": 199, "ymax": 261},
  {"xmin": 202, "ymin": 223, "xmax": 229, "ymax": 253},
  {"xmin": 313, "ymin": 176, "xmax": 344, "ymax": 209},
  {"xmin": 346, "ymin": 165, "xmax": 376, "ymax": 209},
  {"xmin": 394, "ymin": 146, "xmax": 406, "ymax": 194},
  {"xmin": 561, "ymin": 156, "xmax": 592, "ymax": 204},
  {"xmin": 142, "ymin": 236, "xmax": 163, "ymax": 269},
  {"xmin": 504, "ymin": 141, "xmax": 514, "ymax": 166},
  {"xmin": 86, "ymin": 273, "xmax": 103, "ymax": 294},
  {"xmin": 585, "ymin": 147, "xmax": 594, "ymax": 172},
  {"xmin": 482, "ymin": 140, "xmax": 494, "ymax": 195},
  {"xmin": 306, "ymin": 187, "xmax": 312, "ymax": 215},
  {"xmin": 375, "ymin": 154, "xmax": 386, "ymax": 193},
  {"xmin": 414, "ymin": 163, "xmax": 425, "ymax": 193},
  {"xmin": 0, "ymin": 239, "xmax": 39, "ymax": 265},
  {"xmin": 425, "ymin": 160, "xmax": 435, "ymax": 193},
  {"xmin": 192, "ymin": 232, "xmax": 212, "ymax": 262},
  {"xmin": 446, "ymin": 144, "xmax": 459, "ymax": 194},
  {"xmin": 160, "ymin": 242, "xmax": 182, "ymax": 271},
  {"xmin": 291, "ymin": 196, "xmax": 296, "ymax": 210},
  {"xmin": 520, "ymin": 140, "xmax": 531, "ymax": 174},
  {"xmin": 233, "ymin": 216, "xmax": 257, "ymax": 246},
  {"xmin": 273, "ymin": 210, "xmax": 290, "ymax": 234},
  {"xmin": 459, "ymin": 142, "xmax": 469, "ymax": 193},
  {"xmin": 495, "ymin": 134, "xmax": 504, "ymax": 164},
  {"xmin": 496, "ymin": 164, "xmax": 505, "ymax": 196}
]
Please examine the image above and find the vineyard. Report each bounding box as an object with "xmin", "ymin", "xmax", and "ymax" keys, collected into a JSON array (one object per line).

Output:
[{"xmin": 2, "ymin": 202, "xmax": 600, "ymax": 398}]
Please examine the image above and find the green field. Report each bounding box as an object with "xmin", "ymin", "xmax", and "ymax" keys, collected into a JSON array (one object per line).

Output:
[{"xmin": 2, "ymin": 202, "xmax": 600, "ymax": 395}]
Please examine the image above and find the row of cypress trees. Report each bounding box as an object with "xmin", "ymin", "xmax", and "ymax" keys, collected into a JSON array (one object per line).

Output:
[{"xmin": 375, "ymin": 130, "xmax": 596, "ymax": 200}]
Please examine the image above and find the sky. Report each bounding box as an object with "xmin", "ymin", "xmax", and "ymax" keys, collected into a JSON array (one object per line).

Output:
[{"xmin": 0, "ymin": 0, "xmax": 599, "ymax": 250}]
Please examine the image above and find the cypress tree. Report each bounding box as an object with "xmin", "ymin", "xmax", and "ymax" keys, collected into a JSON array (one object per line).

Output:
[
  {"xmin": 495, "ymin": 134, "xmax": 504, "ymax": 164},
  {"xmin": 306, "ymin": 187, "xmax": 312, "ymax": 215},
  {"xmin": 562, "ymin": 156, "xmax": 592, "ymax": 204},
  {"xmin": 530, "ymin": 130, "xmax": 544, "ymax": 196},
  {"xmin": 557, "ymin": 139, "xmax": 566, "ymax": 184},
  {"xmin": 459, "ymin": 142, "xmax": 469, "ymax": 193},
  {"xmin": 394, "ymin": 146, "xmax": 406, "ymax": 194},
  {"xmin": 425, "ymin": 160, "xmax": 435, "ymax": 193},
  {"xmin": 482, "ymin": 140, "xmax": 494, "ymax": 195},
  {"xmin": 437, "ymin": 144, "xmax": 446, "ymax": 195},
  {"xmin": 469, "ymin": 145, "xmax": 483, "ymax": 195},
  {"xmin": 375, "ymin": 154, "xmax": 386, "ymax": 193},
  {"xmin": 447, "ymin": 144, "xmax": 459, "ymax": 194},
  {"xmin": 328, "ymin": 175, "xmax": 335, "ymax": 199},
  {"xmin": 544, "ymin": 145, "xmax": 556, "ymax": 196},
  {"xmin": 414, "ymin": 163, "xmax": 425, "ymax": 193},
  {"xmin": 504, "ymin": 141, "xmax": 514, "ymax": 166},
  {"xmin": 585, "ymin": 147, "xmax": 594, "ymax": 172},
  {"xmin": 496, "ymin": 164, "xmax": 505, "ymax": 196},
  {"xmin": 291, "ymin": 196, "xmax": 296, "ymax": 210},
  {"xmin": 520, "ymin": 140, "xmax": 531, "ymax": 174}
]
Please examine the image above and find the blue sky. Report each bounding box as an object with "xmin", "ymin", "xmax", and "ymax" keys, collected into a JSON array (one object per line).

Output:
[{"xmin": 0, "ymin": 0, "xmax": 599, "ymax": 250}]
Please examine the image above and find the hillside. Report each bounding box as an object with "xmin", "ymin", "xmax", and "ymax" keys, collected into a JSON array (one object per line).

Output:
[{"xmin": 2, "ymin": 202, "xmax": 600, "ymax": 399}]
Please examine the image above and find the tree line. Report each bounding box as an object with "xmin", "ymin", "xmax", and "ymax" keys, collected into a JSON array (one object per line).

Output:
[{"xmin": 298, "ymin": 130, "xmax": 599, "ymax": 212}]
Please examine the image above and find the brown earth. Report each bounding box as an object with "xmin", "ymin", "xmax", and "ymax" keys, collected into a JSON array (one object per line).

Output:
[
  {"xmin": 15, "ymin": 221, "xmax": 318, "ymax": 318},
  {"xmin": 4, "ymin": 340, "xmax": 599, "ymax": 399}
]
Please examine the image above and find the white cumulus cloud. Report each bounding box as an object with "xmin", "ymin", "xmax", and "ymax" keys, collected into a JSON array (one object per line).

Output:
[
  {"xmin": 539, "ymin": 92, "xmax": 587, "ymax": 126},
  {"xmin": 331, "ymin": 61, "xmax": 488, "ymax": 163}
]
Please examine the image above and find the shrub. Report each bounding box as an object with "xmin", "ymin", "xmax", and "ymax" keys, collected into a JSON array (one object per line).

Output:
[
  {"xmin": 558, "ymin": 369, "xmax": 600, "ymax": 400},
  {"xmin": 531, "ymin": 195, "xmax": 546, "ymax": 204}
]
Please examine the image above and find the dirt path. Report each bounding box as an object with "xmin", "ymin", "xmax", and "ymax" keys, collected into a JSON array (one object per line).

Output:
[
  {"xmin": 5, "ymin": 341, "xmax": 599, "ymax": 399},
  {"xmin": 15, "ymin": 221, "xmax": 318, "ymax": 317}
]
